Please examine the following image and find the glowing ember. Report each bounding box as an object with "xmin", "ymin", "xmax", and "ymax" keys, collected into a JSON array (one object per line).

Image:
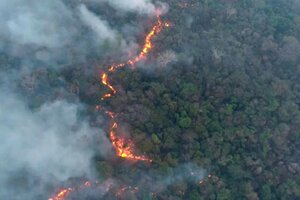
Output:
[
  {"xmin": 109, "ymin": 63, "xmax": 125, "ymax": 72},
  {"xmin": 198, "ymin": 174, "xmax": 213, "ymax": 186},
  {"xmin": 48, "ymin": 181, "xmax": 94, "ymax": 200},
  {"xmin": 115, "ymin": 186, "xmax": 139, "ymax": 198},
  {"xmin": 165, "ymin": 22, "xmax": 170, "ymax": 27},
  {"xmin": 83, "ymin": 181, "xmax": 91, "ymax": 187},
  {"xmin": 96, "ymin": 105, "xmax": 117, "ymax": 119},
  {"xmin": 48, "ymin": 188, "xmax": 73, "ymax": 200},
  {"xmin": 101, "ymin": 73, "xmax": 116, "ymax": 100}
]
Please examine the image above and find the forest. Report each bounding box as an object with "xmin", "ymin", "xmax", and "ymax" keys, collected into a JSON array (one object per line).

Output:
[{"xmin": 0, "ymin": 0, "xmax": 300, "ymax": 200}]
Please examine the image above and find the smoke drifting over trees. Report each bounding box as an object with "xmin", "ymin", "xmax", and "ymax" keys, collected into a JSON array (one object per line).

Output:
[
  {"xmin": 1, "ymin": 0, "xmax": 300, "ymax": 200},
  {"xmin": 0, "ymin": 0, "xmax": 161, "ymax": 68},
  {"xmin": 0, "ymin": 0, "xmax": 165, "ymax": 199},
  {"xmin": 0, "ymin": 93, "xmax": 100, "ymax": 199}
]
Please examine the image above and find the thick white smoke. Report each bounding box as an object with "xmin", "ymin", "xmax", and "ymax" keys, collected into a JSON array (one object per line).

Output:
[
  {"xmin": 79, "ymin": 4, "xmax": 117, "ymax": 43},
  {"xmin": 0, "ymin": 98, "xmax": 93, "ymax": 181},
  {"xmin": 0, "ymin": 0, "xmax": 167, "ymax": 199},
  {"xmin": 0, "ymin": 84, "xmax": 112, "ymax": 199},
  {"xmin": 0, "ymin": 0, "xmax": 143, "ymax": 68},
  {"xmin": 0, "ymin": 0, "xmax": 73, "ymax": 48},
  {"xmin": 99, "ymin": 0, "xmax": 156, "ymax": 15},
  {"xmin": 0, "ymin": 0, "xmax": 164, "ymax": 69}
]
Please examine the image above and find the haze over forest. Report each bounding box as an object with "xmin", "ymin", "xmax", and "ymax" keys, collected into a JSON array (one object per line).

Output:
[{"xmin": 0, "ymin": 0, "xmax": 299, "ymax": 200}]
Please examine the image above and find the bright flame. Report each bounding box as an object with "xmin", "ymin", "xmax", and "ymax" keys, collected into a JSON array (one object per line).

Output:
[
  {"xmin": 165, "ymin": 22, "xmax": 170, "ymax": 27},
  {"xmin": 48, "ymin": 188, "xmax": 73, "ymax": 200},
  {"xmin": 110, "ymin": 122, "xmax": 152, "ymax": 162},
  {"xmin": 115, "ymin": 186, "xmax": 139, "ymax": 198},
  {"xmin": 108, "ymin": 63, "xmax": 125, "ymax": 73},
  {"xmin": 48, "ymin": 181, "xmax": 93, "ymax": 200},
  {"xmin": 108, "ymin": 15, "xmax": 169, "ymax": 72},
  {"xmin": 49, "ymin": 12, "xmax": 170, "ymax": 200},
  {"xmin": 100, "ymin": 15, "xmax": 170, "ymax": 162},
  {"xmin": 101, "ymin": 73, "xmax": 116, "ymax": 99}
]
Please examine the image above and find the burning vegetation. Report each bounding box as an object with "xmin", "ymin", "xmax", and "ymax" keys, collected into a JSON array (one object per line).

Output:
[
  {"xmin": 100, "ymin": 13, "xmax": 170, "ymax": 162},
  {"xmin": 2, "ymin": 0, "xmax": 299, "ymax": 199},
  {"xmin": 49, "ymin": 182, "xmax": 92, "ymax": 200},
  {"xmin": 49, "ymin": 12, "xmax": 169, "ymax": 199}
]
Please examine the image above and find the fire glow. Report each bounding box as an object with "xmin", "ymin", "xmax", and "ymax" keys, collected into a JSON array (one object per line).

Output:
[
  {"xmin": 48, "ymin": 188, "xmax": 72, "ymax": 200},
  {"xmin": 101, "ymin": 72, "xmax": 116, "ymax": 100},
  {"xmin": 48, "ymin": 181, "xmax": 91, "ymax": 200},
  {"xmin": 115, "ymin": 186, "xmax": 139, "ymax": 198},
  {"xmin": 110, "ymin": 122, "xmax": 152, "ymax": 162},
  {"xmin": 101, "ymin": 15, "xmax": 170, "ymax": 162},
  {"xmin": 108, "ymin": 15, "xmax": 168, "ymax": 72},
  {"xmin": 49, "ymin": 13, "xmax": 169, "ymax": 200}
]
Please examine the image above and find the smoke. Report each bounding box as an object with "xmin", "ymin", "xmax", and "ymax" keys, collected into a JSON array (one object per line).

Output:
[
  {"xmin": 0, "ymin": 0, "xmax": 150, "ymax": 69},
  {"xmin": 84, "ymin": 0, "xmax": 169, "ymax": 15},
  {"xmin": 0, "ymin": 0, "xmax": 142, "ymax": 198},
  {"xmin": 0, "ymin": 0, "xmax": 168, "ymax": 70},
  {"xmin": 1, "ymin": 0, "xmax": 72, "ymax": 48},
  {"xmin": 0, "ymin": 0, "xmax": 79, "ymax": 67},
  {"xmin": 78, "ymin": 4, "xmax": 117, "ymax": 43},
  {"xmin": 141, "ymin": 163, "xmax": 206, "ymax": 194},
  {"xmin": 163, "ymin": 163, "xmax": 206, "ymax": 185},
  {"xmin": 54, "ymin": 163, "xmax": 206, "ymax": 199},
  {"xmin": 99, "ymin": 0, "xmax": 156, "ymax": 15},
  {"xmin": 0, "ymin": 99, "xmax": 90, "ymax": 180},
  {"xmin": 0, "ymin": 0, "xmax": 175, "ymax": 199},
  {"xmin": 0, "ymin": 88, "xmax": 107, "ymax": 199}
]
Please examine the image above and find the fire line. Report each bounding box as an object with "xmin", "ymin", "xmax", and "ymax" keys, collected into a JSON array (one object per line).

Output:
[
  {"xmin": 49, "ymin": 12, "xmax": 170, "ymax": 200},
  {"xmin": 100, "ymin": 14, "xmax": 170, "ymax": 162}
]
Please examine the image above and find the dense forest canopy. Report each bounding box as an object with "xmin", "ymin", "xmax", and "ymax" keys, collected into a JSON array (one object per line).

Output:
[{"xmin": 0, "ymin": 0, "xmax": 299, "ymax": 199}]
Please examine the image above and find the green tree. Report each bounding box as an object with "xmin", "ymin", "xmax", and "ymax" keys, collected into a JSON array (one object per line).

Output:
[
  {"xmin": 151, "ymin": 134, "xmax": 161, "ymax": 144},
  {"xmin": 179, "ymin": 116, "xmax": 192, "ymax": 128},
  {"xmin": 216, "ymin": 188, "xmax": 232, "ymax": 200},
  {"xmin": 260, "ymin": 184, "xmax": 272, "ymax": 200}
]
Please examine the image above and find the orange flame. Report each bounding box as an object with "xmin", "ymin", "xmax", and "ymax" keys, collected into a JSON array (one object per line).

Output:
[
  {"xmin": 97, "ymin": 105, "xmax": 152, "ymax": 162},
  {"xmin": 110, "ymin": 122, "xmax": 152, "ymax": 162},
  {"xmin": 108, "ymin": 63, "xmax": 125, "ymax": 73},
  {"xmin": 108, "ymin": 15, "xmax": 169, "ymax": 72},
  {"xmin": 48, "ymin": 188, "xmax": 73, "ymax": 200},
  {"xmin": 96, "ymin": 105, "xmax": 117, "ymax": 119},
  {"xmin": 48, "ymin": 181, "xmax": 93, "ymax": 200},
  {"xmin": 50, "ymin": 12, "xmax": 169, "ymax": 200},
  {"xmin": 126, "ymin": 16, "xmax": 163, "ymax": 65},
  {"xmin": 101, "ymin": 73, "xmax": 116, "ymax": 100},
  {"xmin": 100, "ymin": 15, "xmax": 170, "ymax": 162}
]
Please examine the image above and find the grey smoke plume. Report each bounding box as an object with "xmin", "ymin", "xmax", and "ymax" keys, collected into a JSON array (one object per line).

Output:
[
  {"xmin": 146, "ymin": 163, "xmax": 206, "ymax": 193},
  {"xmin": 0, "ymin": 0, "xmax": 130, "ymax": 198},
  {"xmin": 0, "ymin": 0, "xmax": 142, "ymax": 68},
  {"xmin": 0, "ymin": 0, "xmax": 166, "ymax": 70},
  {"xmin": 79, "ymin": 4, "xmax": 117, "ymax": 43},
  {"xmin": 99, "ymin": 0, "xmax": 156, "ymax": 15},
  {"xmin": 85, "ymin": 0, "xmax": 169, "ymax": 15},
  {"xmin": 1, "ymin": 0, "xmax": 73, "ymax": 48},
  {"xmin": 0, "ymin": 89, "xmax": 103, "ymax": 199},
  {"xmin": 0, "ymin": 98, "xmax": 91, "ymax": 179},
  {"xmin": 0, "ymin": 0, "xmax": 170, "ymax": 199}
]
